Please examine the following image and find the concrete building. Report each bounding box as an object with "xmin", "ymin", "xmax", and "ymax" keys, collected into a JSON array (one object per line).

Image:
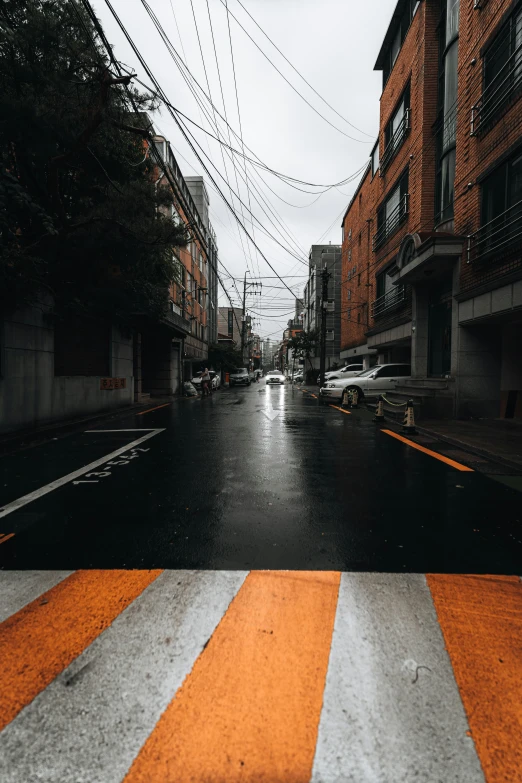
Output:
[
  {"xmin": 185, "ymin": 177, "xmax": 218, "ymax": 347},
  {"xmin": 340, "ymin": 0, "xmax": 522, "ymax": 419},
  {"xmin": 302, "ymin": 244, "xmax": 342, "ymax": 370},
  {"xmin": 153, "ymin": 138, "xmax": 209, "ymax": 386}
]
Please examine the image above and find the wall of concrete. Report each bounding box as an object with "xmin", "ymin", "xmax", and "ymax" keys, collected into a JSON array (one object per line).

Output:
[
  {"xmin": 455, "ymin": 324, "xmax": 501, "ymax": 419},
  {"xmin": 0, "ymin": 305, "xmax": 134, "ymax": 435}
]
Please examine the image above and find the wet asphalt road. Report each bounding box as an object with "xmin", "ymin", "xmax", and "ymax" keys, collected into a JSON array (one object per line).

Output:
[{"xmin": 0, "ymin": 383, "xmax": 521, "ymax": 573}]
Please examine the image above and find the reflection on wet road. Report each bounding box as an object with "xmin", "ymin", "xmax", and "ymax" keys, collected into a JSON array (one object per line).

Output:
[{"xmin": 1, "ymin": 383, "xmax": 521, "ymax": 572}]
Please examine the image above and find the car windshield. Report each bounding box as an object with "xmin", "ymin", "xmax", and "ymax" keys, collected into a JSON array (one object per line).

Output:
[
  {"xmin": 232, "ymin": 368, "xmax": 247, "ymax": 375},
  {"xmin": 267, "ymin": 371, "xmax": 281, "ymax": 376},
  {"xmin": 357, "ymin": 366, "xmax": 381, "ymax": 377}
]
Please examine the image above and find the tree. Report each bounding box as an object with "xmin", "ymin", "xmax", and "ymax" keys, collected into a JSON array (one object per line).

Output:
[
  {"xmin": 287, "ymin": 329, "xmax": 319, "ymax": 377},
  {"xmin": 0, "ymin": 0, "xmax": 187, "ymax": 320},
  {"xmin": 208, "ymin": 342, "xmax": 244, "ymax": 374}
]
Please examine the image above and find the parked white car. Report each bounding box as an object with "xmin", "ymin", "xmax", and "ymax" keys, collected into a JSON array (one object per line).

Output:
[
  {"xmin": 318, "ymin": 363, "xmax": 364, "ymax": 385},
  {"xmin": 319, "ymin": 364, "xmax": 412, "ymax": 401}
]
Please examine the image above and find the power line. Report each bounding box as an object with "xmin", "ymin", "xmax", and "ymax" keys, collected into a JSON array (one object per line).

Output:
[
  {"xmin": 232, "ymin": 0, "xmax": 375, "ymax": 139},
  {"xmin": 103, "ymin": 0, "xmax": 301, "ymax": 303},
  {"xmin": 79, "ymin": 0, "xmax": 244, "ymax": 338},
  {"xmin": 216, "ymin": 0, "xmax": 373, "ymax": 144}
]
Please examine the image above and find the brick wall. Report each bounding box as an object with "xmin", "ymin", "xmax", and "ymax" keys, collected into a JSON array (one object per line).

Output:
[
  {"xmin": 455, "ymin": 0, "xmax": 522, "ymax": 295},
  {"xmin": 341, "ymin": 0, "xmax": 440, "ymax": 352}
]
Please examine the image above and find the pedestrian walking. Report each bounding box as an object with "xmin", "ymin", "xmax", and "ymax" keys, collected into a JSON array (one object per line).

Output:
[{"xmin": 201, "ymin": 367, "xmax": 211, "ymax": 397}]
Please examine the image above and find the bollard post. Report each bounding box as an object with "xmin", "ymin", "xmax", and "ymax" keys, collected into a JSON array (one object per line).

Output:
[
  {"xmin": 342, "ymin": 387, "xmax": 350, "ymax": 408},
  {"xmin": 350, "ymin": 389, "xmax": 359, "ymax": 409},
  {"xmin": 373, "ymin": 395, "xmax": 385, "ymax": 422},
  {"xmin": 401, "ymin": 399, "xmax": 417, "ymax": 435}
]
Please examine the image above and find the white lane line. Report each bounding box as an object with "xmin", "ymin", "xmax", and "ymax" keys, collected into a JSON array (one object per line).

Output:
[
  {"xmin": 311, "ymin": 573, "xmax": 485, "ymax": 783},
  {"xmin": 0, "ymin": 571, "xmax": 74, "ymax": 624},
  {"xmin": 84, "ymin": 429, "xmax": 157, "ymax": 432},
  {"xmin": 0, "ymin": 570, "xmax": 247, "ymax": 783},
  {"xmin": 0, "ymin": 429, "xmax": 165, "ymax": 520}
]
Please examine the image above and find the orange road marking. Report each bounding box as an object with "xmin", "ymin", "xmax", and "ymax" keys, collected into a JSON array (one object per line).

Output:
[
  {"xmin": 136, "ymin": 402, "xmax": 172, "ymax": 415},
  {"xmin": 329, "ymin": 404, "xmax": 351, "ymax": 415},
  {"xmin": 427, "ymin": 574, "xmax": 522, "ymax": 783},
  {"xmin": 382, "ymin": 429, "xmax": 474, "ymax": 471},
  {"xmin": 0, "ymin": 533, "xmax": 15, "ymax": 545},
  {"xmin": 0, "ymin": 569, "xmax": 162, "ymax": 731},
  {"xmin": 124, "ymin": 570, "xmax": 341, "ymax": 783},
  {"xmin": 310, "ymin": 393, "xmax": 318, "ymax": 399}
]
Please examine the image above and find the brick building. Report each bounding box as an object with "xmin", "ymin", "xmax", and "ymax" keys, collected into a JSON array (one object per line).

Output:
[{"xmin": 341, "ymin": 0, "xmax": 522, "ymax": 418}]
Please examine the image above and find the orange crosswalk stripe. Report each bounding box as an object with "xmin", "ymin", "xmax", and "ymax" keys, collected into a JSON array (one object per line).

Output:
[
  {"xmin": 427, "ymin": 574, "xmax": 522, "ymax": 783},
  {"xmin": 0, "ymin": 569, "xmax": 162, "ymax": 730},
  {"xmin": 124, "ymin": 570, "xmax": 341, "ymax": 783}
]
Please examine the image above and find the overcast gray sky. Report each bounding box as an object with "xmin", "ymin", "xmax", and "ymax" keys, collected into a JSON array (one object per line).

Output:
[{"xmin": 92, "ymin": 0, "xmax": 397, "ymax": 339}]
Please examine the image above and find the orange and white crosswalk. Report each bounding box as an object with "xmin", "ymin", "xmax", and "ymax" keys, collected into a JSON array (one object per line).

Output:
[{"xmin": 0, "ymin": 569, "xmax": 521, "ymax": 782}]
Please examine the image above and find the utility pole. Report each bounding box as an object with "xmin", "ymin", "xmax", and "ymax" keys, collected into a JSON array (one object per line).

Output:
[
  {"xmin": 240, "ymin": 273, "xmax": 261, "ymax": 366},
  {"xmin": 319, "ymin": 264, "xmax": 331, "ymax": 389},
  {"xmin": 241, "ymin": 272, "xmax": 247, "ymax": 364}
]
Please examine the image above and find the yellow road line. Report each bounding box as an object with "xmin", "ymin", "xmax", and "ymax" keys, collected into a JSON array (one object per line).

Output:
[
  {"xmin": 310, "ymin": 394, "xmax": 318, "ymax": 399},
  {"xmin": 0, "ymin": 569, "xmax": 162, "ymax": 731},
  {"xmin": 123, "ymin": 570, "xmax": 341, "ymax": 783},
  {"xmin": 382, "ymin": 429, "xmax": 474, "ymax": 471},
  {"xmin": 428, "ymin": 574, "xmax": 522, "ymax": 783},
  {"xmin": 136, "ymin": 403, "xmax": 172, "ymax": 416},
  {"xmin": 329, "ymin": 404, "xmax": 351, "ymax": 415},
  {"xmin": 0, "ymin": 533, "xmax": 15, "ymax": 546}
]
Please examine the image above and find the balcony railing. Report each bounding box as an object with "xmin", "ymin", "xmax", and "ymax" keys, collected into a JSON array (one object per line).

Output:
[
  {"xmin": 371, "ymin": 285, "xmax": 407, "ymax": 318},
  {"xmin": 380, "ymin": 109, "xmax": 410, "ymax": 174},
  {"xmin": 471, "ymin": 42, "xmax": 522, "ymax": 134},
  {"xmin": 467, "ymin": 199, "xmax": 522, "ymax": 262},
  {"xmin": 373, "ymin": 194, "xmax": 409, "ymax": 251}
]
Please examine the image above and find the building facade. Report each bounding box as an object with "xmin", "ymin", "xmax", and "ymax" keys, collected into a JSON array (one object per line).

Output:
[
  {"xmin": 302, "ymin": 244, "xmax": 342, "ymax": 370},
  {"xmin": 341, "ymin": 0, "xmax": 522, "ymax": 419}
]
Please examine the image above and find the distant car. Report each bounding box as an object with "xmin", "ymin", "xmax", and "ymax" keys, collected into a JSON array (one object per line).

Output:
[
  {"xmin": 191, "ymin": 371, "xmax": 220, "ymax": 391},
  {"xmin": 293, "ymin": 373, "xmax": 304, "ymax": 384},
  {"xmin": 319, "ymin": 364, "xmax": 412, "ymax": 401},
  {"xmin": 265, "ymin": 370, "xmax": 285, "ymax": 385},
  {"xmin": 229, "ymin": 368, "xmax": 251, "ymax": 387},
  {"xmin": 317, "ymin": 364, "xmax": 364, "ymax": 385}
]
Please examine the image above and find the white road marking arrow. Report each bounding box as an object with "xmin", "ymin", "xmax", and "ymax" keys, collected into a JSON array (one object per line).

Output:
[{"xmin": 262, "ymin": 393, "xmax": 280, "ymax": 421}]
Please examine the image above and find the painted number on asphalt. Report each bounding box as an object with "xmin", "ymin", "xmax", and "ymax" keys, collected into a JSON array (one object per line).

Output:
[{"xmin": 72, "ymin": 447, "xmax": 150, "ymax": 487}]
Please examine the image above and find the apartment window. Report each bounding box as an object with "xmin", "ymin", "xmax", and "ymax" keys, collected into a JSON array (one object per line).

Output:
[
  {"xmin": 357, "ymin": 312, "xmax": 361, "ymax": 323},
  {"xmin": 358, "ymin": 273, "xmax": 361, "ymax": 286},
  {"xmin": 374, "ymin": 170, "xmax": 409, "ymax": 250},
  {"xmin": 326, "ymin": 299, "xmax": 335, "ymax": 312},
  {"xmin": 474, "ymin": 151, "xmax": 522, "ymax": 258},
  {"xmin": 326, "ymin": 330, "xmax": 335, "ymax": 342},
  {"xmin": 381, "ymin": 85, "xmax": 410, "ymax": 173},
  {"xmin": 436, "ymin": 0, "xmax": 460, "ymax": 223},
  {"xmin": 477, "ymin": 5, "xmax": 522, "ymax": 131},
  {"xmin": 346, "ymin": 308, "xmax": 351, "ymax": 320},
  {"xmin": 371, "ymin": 140, "xmax": 380, "ymax": 176},
  {"xmin": 376, "ymin": 270, "xmax": 392, "ymax": 299},
  {"xmin": 358, "ymin": 231, "xmax": 362, "ymax": 245},
  {"xmin": 348, "ymin": 289, "xmax": 352, "ymax": 300},
  {"xmin": 381, "ymin": 0, "xmax": 422, "ymax": 86}
]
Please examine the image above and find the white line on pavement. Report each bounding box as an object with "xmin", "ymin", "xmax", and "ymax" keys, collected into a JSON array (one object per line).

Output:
[
  {"xmin": 0, "ymin": 429, "xmax": 165, "ymax": 520},
  {"xmin": 311, "ymin": 573, "xmax": 485, "ymax": 783},
  {"xmin": 0, "ymin": 571, "xmax": 74, "ymax": 623},
  {"xmin": 0, "ymin": 570, "xmax": 247, "ymax": 783}
]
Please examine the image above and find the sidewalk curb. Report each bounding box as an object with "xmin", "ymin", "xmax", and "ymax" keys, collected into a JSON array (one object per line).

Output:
[{"xmin": 414, "ymin": 424, "xmax": 522, "ymax": 473}]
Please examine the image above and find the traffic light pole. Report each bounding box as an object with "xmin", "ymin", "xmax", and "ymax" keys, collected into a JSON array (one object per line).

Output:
[{"xmin": 319, "ymin": 265, "xmax": 331, "ymax": 389}]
